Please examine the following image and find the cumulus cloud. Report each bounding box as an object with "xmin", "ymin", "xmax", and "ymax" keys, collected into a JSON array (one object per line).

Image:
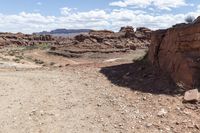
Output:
[
  {"xmin": 110, "ymin": 0, "xmax": 152, "ymax": 8},
  {"xmin": 0, "ymin": 12, "xmax": 56, "ymax": 33},
  {"xmin": 0, "ymin": 3, "xmax": 200, "ymax": 33},
  {"xmin": 153, "ymin": 0, "xmax": 187, "ymax": 10},
  {"xmin": 110, "ymin": 0, "xmax": 187, "ymax": 10}
]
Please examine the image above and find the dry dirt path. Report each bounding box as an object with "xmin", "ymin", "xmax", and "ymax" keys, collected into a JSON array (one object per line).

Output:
[{"xmin": 0, "ymin": 65, "xmax": 199, "ymax": 133}]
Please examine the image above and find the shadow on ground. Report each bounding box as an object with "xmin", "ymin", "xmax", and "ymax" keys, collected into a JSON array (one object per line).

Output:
[{"xmin": 100, "ymin": 58, "xmax": 182, "ymax": 95}]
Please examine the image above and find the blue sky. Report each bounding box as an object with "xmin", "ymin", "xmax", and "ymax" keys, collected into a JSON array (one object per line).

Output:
[
  {"xmin": 0, "ymin": 0, "xmax": 114, "ymax": 15},
  {"xmin": 0, "ymin": 0, "xmax": 200, "ymax": 33}
]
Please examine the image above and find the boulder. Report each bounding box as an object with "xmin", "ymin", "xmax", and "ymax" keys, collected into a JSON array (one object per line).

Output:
[{"xmin": 184, "ymin": 89, "xmax": 199, "ymax": 102}]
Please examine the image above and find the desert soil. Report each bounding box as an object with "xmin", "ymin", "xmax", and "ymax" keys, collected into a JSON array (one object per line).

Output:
[{"xmin": 0, "ymin": 47, "xmax": 199, "ymax": 133}]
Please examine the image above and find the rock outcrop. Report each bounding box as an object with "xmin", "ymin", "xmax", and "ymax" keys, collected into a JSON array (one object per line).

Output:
[
  {"xmin": 73, "ymin": 26, "xmax": 151, "ymax": 50},
  {"xmin": 148, "ymin": 19, "xmax": 200, "ymax": 89},
  {"xmin": 0, "ymin": 33, "xmax": 54, "ymax": 47},
  {"xmin": 0, "ymin": 26, "xmax": 151, "ymax": 51},
  {"xmin": 49, "ymin": 26, "xmax": 151, "ymax": 58},
  {"xmin": 0, "ymin": 26, "xmax": 152, "ymax": 59},
  {"xmin": 135, "ymin": 27, "xmax": 151, "ymax": 41}
]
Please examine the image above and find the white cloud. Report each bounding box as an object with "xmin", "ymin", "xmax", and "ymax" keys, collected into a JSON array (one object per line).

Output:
[
  {"xmin": 60, "ymin": 7, "xmax": 72, "ymax": 15},
  {"xmin": 110, "ymin": 0, "xmax": 187, "ymax": 10},
  {"xmin": 153, "ymin": 0, "xmax": 187, "ymax": 10},
  {"xmin": 0, "ymin": 4, "xmax": 199, "ymax": 33},
  {"xmin": 110, "ymin": 0, "xmax": 152, "ymax": 8}
]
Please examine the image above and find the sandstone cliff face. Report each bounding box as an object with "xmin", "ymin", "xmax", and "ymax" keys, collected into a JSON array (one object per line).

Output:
[{"xmin": 148, "ymin": 22, "xmax": 200, "ymax": 89}]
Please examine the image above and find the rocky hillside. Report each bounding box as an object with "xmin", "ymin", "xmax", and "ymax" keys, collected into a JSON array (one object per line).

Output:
[
  {"xmin": 148, "ymin": 17, "xmax": 200, "ymax": 90},
  {"xmin": 0, "ymin": 26, "xmax": 151, "ymax": 51},
  {"xmin": 50, "ymin": 26, "xmax": 151, "ymax": 56},
  {"xmin": 0, "ymin": 32, "xmax": 54, "ymax": 47}
]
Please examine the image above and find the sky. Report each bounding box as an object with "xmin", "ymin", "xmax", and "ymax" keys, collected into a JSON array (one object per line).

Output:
[{"xmin": 0, "ymin": 0, "xmax": 200, "ymax": 33}]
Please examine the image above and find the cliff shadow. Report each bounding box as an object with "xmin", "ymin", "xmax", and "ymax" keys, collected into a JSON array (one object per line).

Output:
[{"xmin": 100, "ymin": 57, "xmax": 182, "ymax": 95}]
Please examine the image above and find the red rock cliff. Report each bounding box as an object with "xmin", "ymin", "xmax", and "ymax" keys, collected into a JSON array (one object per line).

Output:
[{"xmin": 148, "ymin": 22, "xmax": 200, "ymax": 89}]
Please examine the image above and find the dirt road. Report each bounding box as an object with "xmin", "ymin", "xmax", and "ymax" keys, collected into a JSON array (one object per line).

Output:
[{"xmin": 0, "ymin": 65, "xmax": 199, "ymax": 133}]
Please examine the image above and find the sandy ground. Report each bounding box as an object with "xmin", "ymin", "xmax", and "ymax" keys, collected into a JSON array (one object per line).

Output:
[{"xmin": 0, "ymin": 48, "xmax": 199, "ymax": 133}]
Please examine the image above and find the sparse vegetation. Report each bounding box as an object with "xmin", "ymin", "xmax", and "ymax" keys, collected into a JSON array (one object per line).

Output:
[
  {"xmin": 50, "ymin": 62, "xmax": 55, "ymax": 66},
  {"xmin": 8, "ymin": 50, "xmax": 23, "ymax": 56},
  {"xmin": 15, "ymin": 55, "xmax": 24, "ymax": 60},
  {"xmin": 22, "ymin": 43, "xmax": 51, "ymax": 51},
  {"xmin": 13, "ymin": 58, "xmax": 20, "ymax": 63},
  {"xmin": 185, "ymin": 15, "xmax": 195, "ymax": 23},
  {"xmin": 8, "ymin": 51, "xmax": 15, "ymax": 56},
  {"xmin": 34, "ymin": 59, "xmax": 44, "ymax": 64}
]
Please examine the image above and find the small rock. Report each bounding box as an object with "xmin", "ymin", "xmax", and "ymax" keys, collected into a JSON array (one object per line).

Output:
[
  {"xmin": 143, "ymin": 97, "xmax": 147, "ymax": 101},
  {"xmin": 165, "ymin": 126, "xmax": 171, "ymax": 131},
  {"xmin": 146, "ymin": 123, "xmax": 152, "ymax": 128},
  {"xmin": 195, "ymin": 124, "xmax": 200, "ymax": 130},
  {"xmin": 97, "ymin": 103, "xmax": 101, "ymax": 107},
  {"xmin": 157, "ymin": 108, "xmax": 168, "ymax": 117},
  {"xmin": 183, "ymin": 89, "xmax": 199, "ymax": 102}
]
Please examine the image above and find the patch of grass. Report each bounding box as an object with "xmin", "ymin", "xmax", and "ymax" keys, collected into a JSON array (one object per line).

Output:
[
  {"xmin": 8, "ymin": 50, "xmax": 21, "ymax": 56},
  {"xmin": 26, "ymin": 56, "xmax": 33, "ymax": 61},
  {"xmin": 22, "ymin": 43, "xmax": 51, "ymax": 51},
  {"xmin": 0, "ymin": 57, "xmax": 9, "ymax": 61},
  {"xmin": 13, "ymin": 58, "xmax": 20, "ymax": 63},
  {"xmin": 23, "ymin": 45, "xmax": 37, "ymax": 51},
  {"xmin": 37, "ymin": 43, "xmax": 51, "ymax": 50},
  {"xmin": 8, "ymin": 51, "xmax": 15, "ymax": 56},
  {"xmin": 50, "ymin": 62, "xmax": 55, "ymax": 66},
  {"xmin": 34, "ymin": 59, "xmax": 44, "ymax": 64},
  {"xmin": 15, "ymin": 55, "xmax": 24, "ymax": 60}
]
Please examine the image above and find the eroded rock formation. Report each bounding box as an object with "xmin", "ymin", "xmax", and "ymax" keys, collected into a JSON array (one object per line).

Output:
[
  {"xmin": 0, "ymin": 32, "xmax": 54, "ymax": 47},
  {"xmin": 49, "ymin": 26, "xmax": 151, "ymax": 58},
  {"xmin": 148, "ymin": 19, "xmax": 200, "ymax": 89},
  {"xmin": 72, "ymin": 26, "xmax": 151, "ymax": 50}
]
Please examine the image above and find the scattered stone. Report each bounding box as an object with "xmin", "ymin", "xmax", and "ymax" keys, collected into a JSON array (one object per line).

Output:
[
  {"xmin": 165, "ymin": 126, "xmax": 171, "ymax": 131},
  {"xmin": 97, "ymin": 103, "xmax": 102, "ymax": 107},
  {"xmin": 157, "ymin": 108, "xmax": 168, "ymax": 117},
  {"xmin": 146, "ymin": 123, "xmax": 153, "ymax": 128},
  {"xmin": 183, "ymin": 89, "xmax": 199, "ymax": 102},
  {"xmin": 143, "ymin": 97, "xmax": 147, "ymax": 101},
  {"xmin": 195, "ymin": 124, "xmax": 200, "ymax": 130}
]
